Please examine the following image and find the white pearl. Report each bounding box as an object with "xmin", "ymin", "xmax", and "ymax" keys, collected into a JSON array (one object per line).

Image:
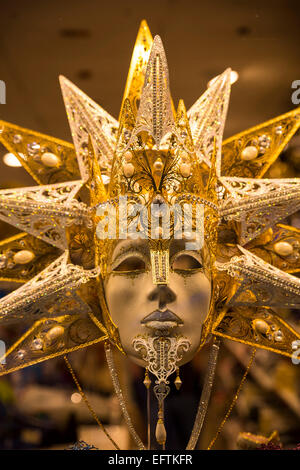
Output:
[
  {"xmin": 241, "ymin": 146, "xmax": 258, "ymax": 161},
  {"xmin": 13, "ymin": 250, "xmax": 35, "ymax": 265},
  {"xmin": 180, "ymin": 163, "xmax": 191, "ymax": 177},
  {"xmin": 274, "ymin": 241, "xmax": 293, "ymax": 257},
  {"xmin": 253, "ymin": 319, "xmax": 269, "ymax": 334},
  {"xmin": 153, "ymin": 159, "xmax": 164, "ymax": 172},
  {"xmin": 123, "ymin": 163, "xmax": 135, "ymax": 178},
  {"xmin": 45, "ymin": 325, "xmax": 65, "ymax": 345},
  {"xmin": 41, "ymin": 152, "xmax": 60, "ymax": 167}
]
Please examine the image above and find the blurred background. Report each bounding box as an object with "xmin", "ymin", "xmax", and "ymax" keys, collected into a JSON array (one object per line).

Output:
[{"xmin": 0, "ymin": 0, "xmax": 299, "ymax": 450}]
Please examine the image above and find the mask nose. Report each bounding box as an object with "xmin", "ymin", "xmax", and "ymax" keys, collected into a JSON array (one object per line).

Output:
[{"xmin": 148, "ymin": 284, "xmax": 176, "ymax": 310}]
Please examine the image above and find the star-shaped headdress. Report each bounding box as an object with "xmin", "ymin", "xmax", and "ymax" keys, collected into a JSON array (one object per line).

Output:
[{"xmin": 0, "ymin": 20, "xmax": 300, "ymax": 376}]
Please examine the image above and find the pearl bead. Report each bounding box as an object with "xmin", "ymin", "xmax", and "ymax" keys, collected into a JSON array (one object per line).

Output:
[
  {"xmin": 241, "ymin": 146, "xmax": 258, "ymax": 161},
  {"xmin": 153, "ymin": 159, "xmax": 164, "ymax": 172},
  {"xmin": 123, "ymin": 163, "xmax": 135, "ymax": 178},
  {"xmin": 13, "ymin": 250, "xmax": 35, "ymax": 265},
  {"xmin": 253, "ymin": 319, "xmax": 269, "ymax": 335},
  {"xmin": 124, "ymin": 150, "xmax": 132, "ymax": 162},
  {"xmin": 180, "ymin": 163, "xmax": 191, "ymax": 177},
  {"xmin": 45, "ymin": 325, "xmax": 65, "ymax": 345},
  {"xmin": 41, "ymin": 152, "xmax": 60, "ymax": 167},
  {"xmin": 274, "ymin": 241, "xmax": 293, "ymax": 257}
]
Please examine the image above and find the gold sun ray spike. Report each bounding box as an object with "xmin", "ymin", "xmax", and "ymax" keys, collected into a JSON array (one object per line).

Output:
[
  {"xmin": 187, "ymin": 68, "xmax": 232, "ymax": 171},
  {"xmin": 0, "ymin": 120, "xmax": 80, "ymax": 185},
  {"xmin": 216, "ymin": 224, "xmax": 300, "ymax": 274},
  {"xmin": 246, "ymin": 224, "xmax": 300, "ymax": 273},
  {"xmin": 0, "ymin": 313, "xmax": 108, "ymax": 377},
  {"xmin": 221, "ymin": 106, "xmax": 300, "ymax": 178},
  {"xmin": 212, "ymin": 305, "xmax": 300, "ymax": 359},
  {"xmin": 0, "ymin": 180, "xmax": 87, "ymax": 250},
  {"xmin": 0, "ymin": 232, "xmax": 60, "ymax": 283},
  {"xmin": 120, "ymin": 19, "xmax": 153, "ymax": 118}
]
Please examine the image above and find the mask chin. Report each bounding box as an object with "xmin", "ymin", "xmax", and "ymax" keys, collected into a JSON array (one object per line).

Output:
[{"xmin": 132, "ymin": 330, "xmax": 191, "ymax": 380}]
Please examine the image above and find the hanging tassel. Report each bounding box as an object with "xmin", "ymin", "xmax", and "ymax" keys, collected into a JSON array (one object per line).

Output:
[
  {"xmin": 174, "ymin": 367, "xmax": 182, "ymax": 390},
  {"xmin": 155, "ymin": 408, "xmax": 166, "ymax": 446}
]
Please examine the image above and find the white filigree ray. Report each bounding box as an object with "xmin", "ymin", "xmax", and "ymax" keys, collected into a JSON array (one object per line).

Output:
[
  {"xmin": 0, "ymin": 251, "xmax": 99, "ymax": 325},
  {"xmin": 187, "ymin": 69, "xmax": 231, "ymax": 172},
  {"xmin": 219, "ymin": 176, "xmax": 300, "ymax": 245},
  {"xmin": 216, "ymin": 246, "xmax": 300, "ymax": 308},
  {"xmin": 127, "ymin": 35, "xmax": 176, "ymax": 150},
  {"xmin": 60, "ymin": 76, "xmax": 118, "ymax": 181},
  {"xmin": 0, "ymin": 181, "xmax": 88, "ymax": 250}
]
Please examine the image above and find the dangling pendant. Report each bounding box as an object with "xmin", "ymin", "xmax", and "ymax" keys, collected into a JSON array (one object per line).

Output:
[
  {"xmin": 143, "ymin": 368, "xmax": 151, "ymax": 389},
  {"xmin": 174, "ymin": 367, "xmax": 182, "ymax": 390}
]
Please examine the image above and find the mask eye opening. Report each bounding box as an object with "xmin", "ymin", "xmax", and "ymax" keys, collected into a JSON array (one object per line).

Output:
[
  {"xmin": 171, "ymin": 251, "xmax": 203, "ymax": 272},
  {"xmin": 112, "ymin": 255, "xmax": 147, "ymax": 273}
]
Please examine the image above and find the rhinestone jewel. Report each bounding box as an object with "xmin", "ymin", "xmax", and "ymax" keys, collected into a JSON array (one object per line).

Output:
[
  {"xmin": 16, "ymin": 349, "xmax": 26, "ymax": 359},
  {"xmin": 0, "ymin": 254, "xmax": 7, "ymax": 269},
  {"xmin": 13, "ymin": 134, "xmax": 22, "ymax": 144},
  {"xmin": 27, "ymin": 142, "xmax": 40, "ymax": 155},
  {"xmin": 31, "ymin": 338, "xmax": 43, "ymax": 350},
  {"xmin": 274, "ymin": 331, "xmax": 283, "ymax": 342}
]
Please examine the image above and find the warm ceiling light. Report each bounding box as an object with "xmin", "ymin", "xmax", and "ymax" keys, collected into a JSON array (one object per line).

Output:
[
  {"xmin": 3, "ymin": 152, "xmax": 22, "ymax": 167},
  {"xmin": 208, "ymin": 70, "xmax": 239, "ymax": 88},
  {"xmin": 71, "ymin": 392, "xmax": 82, "ymax": 404}
]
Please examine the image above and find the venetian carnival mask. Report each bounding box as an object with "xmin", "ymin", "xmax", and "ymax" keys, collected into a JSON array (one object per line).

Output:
[{"xmin": 0, "ymin": 20, "xmax": 300, "ymax": 449}]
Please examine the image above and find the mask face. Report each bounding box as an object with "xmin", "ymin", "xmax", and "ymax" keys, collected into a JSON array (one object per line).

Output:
[{"xmin": 104, "ymin": 238, "xmax": 211, "ymax": 366}]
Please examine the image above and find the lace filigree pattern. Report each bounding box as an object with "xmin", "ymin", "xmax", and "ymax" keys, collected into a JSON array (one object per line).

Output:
[
  {"xmin": 220, "ymin": 177, "xmax": 300, "ymax": 244},
  {"xmin": 0, "ymin": 251, "xmax": 99, "ymax": 324},
  {"xmin": 60, "ymin": 76, "xmax": 118, "ymax": 180},
  {"xmin": 127, "ymin": 36, "xmax": 176, "ymax": 150},
  {"xmin": 187, "ymin": 68, "xmax": 231, "ymax": 172},
  {"xmin": 0, "ymin": 181, "xmax": 87, "ymax": 249},
  {"xmin": 217, "ymin": 246, "xmax": 300, "ymax": 308}
]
